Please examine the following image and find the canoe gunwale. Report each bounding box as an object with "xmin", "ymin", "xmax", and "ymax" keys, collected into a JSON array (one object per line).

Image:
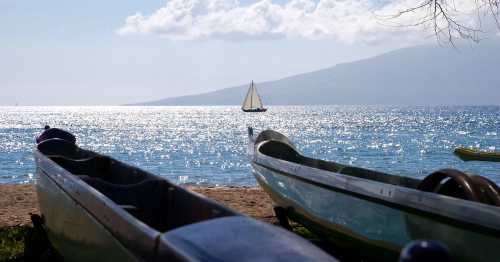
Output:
[{"xmin": 251, "ymin": 139, "xmax": 500, "ymax": 236}]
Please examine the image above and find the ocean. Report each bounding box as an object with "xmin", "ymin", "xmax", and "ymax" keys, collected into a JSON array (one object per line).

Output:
[{"xmin": 1, "ymin": 106, "xmax": 499, "ymax": 185}]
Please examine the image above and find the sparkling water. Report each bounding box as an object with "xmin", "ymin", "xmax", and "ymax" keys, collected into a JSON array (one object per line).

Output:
[{"xmin": 0, "ymin": 106, "xmax": 498, "ymax": 185}]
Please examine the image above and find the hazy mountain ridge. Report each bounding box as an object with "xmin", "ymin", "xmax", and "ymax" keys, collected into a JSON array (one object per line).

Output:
[{"xmin": 132, "ymin": 41, "xmax": 500, "ymax": 106}]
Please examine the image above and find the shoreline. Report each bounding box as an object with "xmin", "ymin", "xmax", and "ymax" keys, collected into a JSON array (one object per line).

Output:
[{"xmin": 0, "ymin": 184, "xmax": 277, "ymax": 228}]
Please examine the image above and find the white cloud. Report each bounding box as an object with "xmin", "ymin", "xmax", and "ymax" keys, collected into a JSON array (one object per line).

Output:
[{"xmin": 117, "ymin": 0, "xmax": 479, "ymax": 43}]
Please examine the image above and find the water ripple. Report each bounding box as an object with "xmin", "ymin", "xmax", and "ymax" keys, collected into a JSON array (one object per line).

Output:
[{"xmin": 0, "ymin": 105, "xmax": 498, "ymax": 185}]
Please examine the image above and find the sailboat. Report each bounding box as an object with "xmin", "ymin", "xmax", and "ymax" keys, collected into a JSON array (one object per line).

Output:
[{"xmin": 242, "ymin": 81, "xmax": 267, "ymax": 112}]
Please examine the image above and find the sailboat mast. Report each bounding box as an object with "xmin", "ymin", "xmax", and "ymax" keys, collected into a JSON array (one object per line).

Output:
[{"xmin": 250, "ymin": 81, "xmax": 253, "ymax": 108}]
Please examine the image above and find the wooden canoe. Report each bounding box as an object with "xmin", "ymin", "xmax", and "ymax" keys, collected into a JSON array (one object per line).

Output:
[
  {"xmin": 248, "ymin": 128, "xmax": 500, "ymax": 262},
  {"xmin": 34, "ymin": 128, "xmax": 336, "ymax": 262},
  {"xmin": 454, "ymin": 147, "xmax": 500, "ymax": 162}
]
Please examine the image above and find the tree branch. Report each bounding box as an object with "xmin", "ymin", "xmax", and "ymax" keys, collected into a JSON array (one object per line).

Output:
[{"xmin": 380, "ymin": 0, "xmax": 499, "ymax": 44}]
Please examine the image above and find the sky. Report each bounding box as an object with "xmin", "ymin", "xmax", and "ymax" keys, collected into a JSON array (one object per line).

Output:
[{"xmin": 1, "ymin": 0, "xmax": 497, "ymax": 105}]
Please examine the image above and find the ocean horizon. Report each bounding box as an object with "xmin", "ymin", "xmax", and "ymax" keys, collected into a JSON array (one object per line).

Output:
[{"xmin": 1, "ymin": 105, "xmax": 499, "ymax": 185}]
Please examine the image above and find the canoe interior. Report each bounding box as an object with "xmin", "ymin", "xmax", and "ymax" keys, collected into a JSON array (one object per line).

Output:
[
  {"xmin": 258, "ymin": 138, "xmax": 421, "ymax": 189},
  {"xmin": 255, "ymin": 130, "xmax": 500, "ymax": 206},
  {"xmin": 39, "ymin": 138, "xmax": 236, "ymax": 233},
  {"xmin": 49, "ymin": 154, "xmax": 236, "ymax": 232}
]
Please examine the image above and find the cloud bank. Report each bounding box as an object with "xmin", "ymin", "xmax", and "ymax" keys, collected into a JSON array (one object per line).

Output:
[{"xmin": 117, "ymin": 0, "xmax": 478, "ymax": 42}]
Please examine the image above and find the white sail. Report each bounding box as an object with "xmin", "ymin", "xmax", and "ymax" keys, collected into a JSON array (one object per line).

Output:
[
  {"xmin": 242, "ymin": 82, "xmax": 264, "ymax": 110},
  {"xmin": 251, "ymin": 85, "xmax": 264, "ymax": 108},
  {"xmin": 242, "ymin": 84, "xmax": 253, "ymax": 109}
]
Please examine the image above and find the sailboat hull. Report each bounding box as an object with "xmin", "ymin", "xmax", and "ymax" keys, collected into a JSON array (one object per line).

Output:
[
  {"xmin": 242, "ymin": 108, "xmax": 267, "ymax": 112},
  {"xmin": 241, "ymin": 81, "xmax": 267, "ymax": 112}
]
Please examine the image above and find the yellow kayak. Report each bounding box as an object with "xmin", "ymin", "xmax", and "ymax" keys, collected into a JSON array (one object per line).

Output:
[{"xmin": 454, "ymin": 147, "xmax": 500, "ymax": 162}]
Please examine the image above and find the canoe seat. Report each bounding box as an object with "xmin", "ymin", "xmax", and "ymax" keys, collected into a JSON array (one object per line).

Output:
[
  {"xmin": 119, "ymin": 205, "xmax": 139, "ymax": 211},
  {"xmin": 118, "ymin": 205, "xmax": 141, "ymax": 217}
]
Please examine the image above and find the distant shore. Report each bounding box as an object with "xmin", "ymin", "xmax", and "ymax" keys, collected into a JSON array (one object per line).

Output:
[{"xmin": 0, "ymin": 185, "xmax": 277, "ymax": 228}]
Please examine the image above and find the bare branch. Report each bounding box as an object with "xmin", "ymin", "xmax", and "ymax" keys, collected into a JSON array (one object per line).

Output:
[{"xmin": 378, "ymin": 0, "xmax": 500, "ymax": 45}]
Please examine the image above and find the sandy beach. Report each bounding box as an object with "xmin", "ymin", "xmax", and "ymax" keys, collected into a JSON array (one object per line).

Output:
[
  {"xmin": 0, "ymin": 185, "xmax": 276, "ymax": 228},
  {"xmin": 0, "ymin": 185, "xmax": 40, "ymax": 228}
]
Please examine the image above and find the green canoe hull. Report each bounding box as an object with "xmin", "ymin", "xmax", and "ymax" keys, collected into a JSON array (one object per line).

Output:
[
  {"xmin": 36, "ymin": 168, "xmax": 138, "ymax": 262},
  {"xmin": 249, "ymin": 129, "xmax": 500, "ymax": 262},
  {"xmin": 252, "ymin": 164, "xmax": 500, "ymax": 262},
  {"xmin": 454, "ymin": 148, "xmax": 500, "ymax": 162}
]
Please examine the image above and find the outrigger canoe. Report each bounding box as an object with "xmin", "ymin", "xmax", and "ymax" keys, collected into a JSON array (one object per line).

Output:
[
  {"xmin": 34, "ymin": 128, "xmax": 336, "ymax": 262},
  {"xmin": 248, "ymin": 128, "xmax": 500, "ymax": 262},
  {"xmin": 454, "ymin": 147, "xmax": 500, "ymax": 162}
]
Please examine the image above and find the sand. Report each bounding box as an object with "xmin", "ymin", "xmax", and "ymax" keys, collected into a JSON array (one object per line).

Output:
[
  {"xmin": 189, "ymin": 186, "xmax": 277, "ymax": 224},
  {"xmin": 0, "ymin": 185, "xmax": 276, "ymax": 228},
  {"xmin": 0, "ymin": 185, "xmax": 40, "ymax": 227}
]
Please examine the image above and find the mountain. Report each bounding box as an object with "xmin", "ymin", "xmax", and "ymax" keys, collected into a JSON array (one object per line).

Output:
[{"xmin": 132, "ymin": 41, "xmax": 500, "ymax": 105}]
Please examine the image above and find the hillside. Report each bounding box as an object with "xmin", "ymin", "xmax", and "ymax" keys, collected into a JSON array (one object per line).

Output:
[{"xmin": 132, "ymin": 41, "xmax": 500, "ymax": 105}]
